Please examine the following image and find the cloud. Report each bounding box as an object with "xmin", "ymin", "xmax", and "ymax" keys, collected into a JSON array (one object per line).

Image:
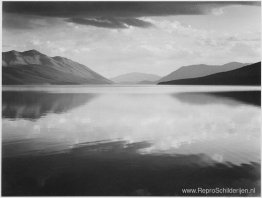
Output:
[
  {"xmin": 211, "ymin": 8, "xmax": 224, "ymax": 15},
  {"xmin": 2, "ymin": 2, "xmax": 260, "ymax": 77},
  {"xmin": 67, "ymin": 17, "xmax": 153, "ymax": 29},
  {"xmin": 3, "ymin": 1, "xmax": 260, "ymax": 29},
  {"xmin": 3, "ymin": 14, "xmax": 37, "ymax": 30},
  {"xmin": 3, "ymin": 2, "xmax": 260, "ymax": 17},
  {"xmin": 2, "ymin": 13, "xmax": 60, "ymax": 30},
  {"xmin": 230, "ymin": 42, "xmax": 260, "ymax": 57}
]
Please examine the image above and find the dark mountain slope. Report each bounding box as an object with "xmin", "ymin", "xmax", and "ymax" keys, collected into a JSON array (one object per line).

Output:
[
  {"xmin": 158, "ymin": 62, "xmax": 248, "ymax": 83},
  {"xmin": 159, "ymin": 62, "xmax": 261, "ymax": 86}
]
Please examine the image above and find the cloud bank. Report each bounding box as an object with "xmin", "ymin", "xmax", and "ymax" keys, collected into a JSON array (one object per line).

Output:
[{"xmin": 3, "ymin": 1, "xmax": 261, "ymax": 29}]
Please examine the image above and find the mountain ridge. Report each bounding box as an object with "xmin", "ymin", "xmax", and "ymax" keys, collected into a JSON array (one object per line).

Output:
[
  {"xmin": 158, "ymin": 62, "xmax": 249, "ymax": 83},
  {"xmin": 2, "ymin": 50, "xmax": 112, "ymax": 85}
]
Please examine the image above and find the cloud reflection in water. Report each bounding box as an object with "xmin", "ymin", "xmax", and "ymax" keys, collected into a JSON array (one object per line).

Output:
[{"xmin": 2, "ymin": 91, "xmax": 260, "ymax": 166}]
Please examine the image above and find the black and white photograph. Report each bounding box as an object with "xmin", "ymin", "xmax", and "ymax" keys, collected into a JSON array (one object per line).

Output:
[{"xmin": 1, "ymin": 1, "xmax": 261, "ymax": 196}]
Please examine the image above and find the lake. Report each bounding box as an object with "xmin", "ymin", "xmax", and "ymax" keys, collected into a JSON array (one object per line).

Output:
[{"xmin": 2, "ymin": 85, "xmax": 261, "ymax": 196}]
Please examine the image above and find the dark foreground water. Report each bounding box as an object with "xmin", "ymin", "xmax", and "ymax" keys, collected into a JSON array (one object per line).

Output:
[{"xmin": 2, "ymin": 86, "xmax": 261, "ymax": 196}]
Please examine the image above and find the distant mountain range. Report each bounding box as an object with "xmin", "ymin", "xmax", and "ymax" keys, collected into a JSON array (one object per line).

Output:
[
  {"xmin": 159, "ymin": 62, "xmax": 261, "ymax": 85},
  {"xmin": 111, "ymin": 72, "xmax": 161, "ymax": 84},
  {"xmin": 2, "ymin": 50, "xmax": 260, "ymax": 86},
  {"xmin": 2, "ymin": 50, "xmax": 112, "ymax": 85}
]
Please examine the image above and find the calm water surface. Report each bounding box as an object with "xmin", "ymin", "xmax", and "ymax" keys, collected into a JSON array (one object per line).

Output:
[{"xmin": 2, "ymin": 86, "xmax": 261, "ymax": 196}]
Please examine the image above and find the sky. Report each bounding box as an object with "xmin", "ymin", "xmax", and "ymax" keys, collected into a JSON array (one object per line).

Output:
[{"xmin": 2, "ymin": 1, "xmax": 261, "ymax": 78}]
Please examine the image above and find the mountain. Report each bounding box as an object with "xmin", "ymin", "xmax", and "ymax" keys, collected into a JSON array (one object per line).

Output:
[
  {"xmin": 2, "ymin": 50, "xmax": 112, "ymax": 85},
  {"xmin": 158, "ymin": 62, "xmax": 248, "ymax": 83},
  {"xmin": 111, "ymin": 72, "xmax": 161, "ymax": 84},
  {"xmin": 158, "ymin": 62, "xmax": 261, "ymax": 85}
]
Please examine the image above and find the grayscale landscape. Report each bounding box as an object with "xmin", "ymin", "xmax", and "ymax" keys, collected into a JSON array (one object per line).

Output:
[{"xmin": 2, "ymin": 1, "xmax": 261, "ymax": 196}]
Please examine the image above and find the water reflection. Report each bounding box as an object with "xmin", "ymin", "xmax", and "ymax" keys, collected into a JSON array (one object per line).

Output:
[
  {"xmin": 2, "ymin": 88, "xmax": 260, "ymax": 196},
  {"xmin": 2, "ymin": 91, "xmax": 96, "ymax": 120},
  {"xmin": 3, "ymin": 140, "xmax": 260, "ymax": 196},
  {"xmin": 174, "ymin": 91, "xmax": 261, "ymax": 106},
  {"xmin": 2, "ymin": 91, "xmax": 260, "ymax": 163}
]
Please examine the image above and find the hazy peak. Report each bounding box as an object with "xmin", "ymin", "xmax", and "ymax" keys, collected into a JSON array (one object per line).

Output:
[
  {"xmin": 111, "ymin": 72, "xmax": 161, "ymax": 84},
  {"xmin": 222, "ymin": 62, "xmax": 244, "ymax": 66}
]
